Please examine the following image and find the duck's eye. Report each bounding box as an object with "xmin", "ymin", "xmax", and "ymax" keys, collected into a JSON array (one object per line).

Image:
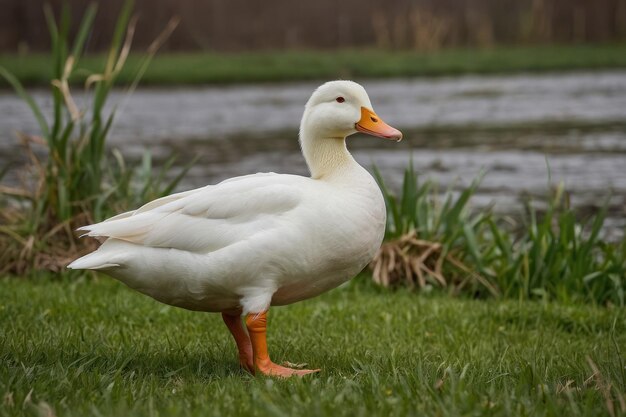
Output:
[{"xmin": 335, "ymin": 97, "xmax": 345, "ymax": 103}]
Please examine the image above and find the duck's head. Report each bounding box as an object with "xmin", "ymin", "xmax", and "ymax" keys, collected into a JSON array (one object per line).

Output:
[{"xmin": 301, "ymin": 80, "xmax": 402, "ymax": 142}]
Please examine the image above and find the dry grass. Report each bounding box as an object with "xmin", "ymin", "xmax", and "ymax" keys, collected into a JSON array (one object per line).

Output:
[
  {"xmin": 372, "ymin": 6, "xmax": 451, "ymax": 51},
  {"xmin": 408, "ymin": 7, "xmax": 452, "ymax": 51},
  {"xmin": 370, "ymin": 231, "xmax": 446, "ymax": 288},
  {"xmin": 369, "ymin": 230, "xmax": 499, "ymax": 297},
  {"xmin": 0, "ymin": 211, "xmax": 98, "ymax": 276},
  {"xmin": 0, "ymin": 134, "xmax": 98, "ymax": 275}
]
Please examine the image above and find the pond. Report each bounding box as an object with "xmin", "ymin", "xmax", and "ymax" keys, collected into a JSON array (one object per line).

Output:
[{"xmin": 1, "ymin": 71, "xmax": 625, "ymax": 237}]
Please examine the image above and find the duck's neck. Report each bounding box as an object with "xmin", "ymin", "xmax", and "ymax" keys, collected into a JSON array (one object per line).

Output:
[{"xmin": 299, "ymin": 127, "xmax": 359, "ymax": 180}]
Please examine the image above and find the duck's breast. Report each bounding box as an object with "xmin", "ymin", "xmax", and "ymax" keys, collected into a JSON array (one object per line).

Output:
[{"xmin": 271, "ymin": 175, "xmax": 386, "ymax": 305}]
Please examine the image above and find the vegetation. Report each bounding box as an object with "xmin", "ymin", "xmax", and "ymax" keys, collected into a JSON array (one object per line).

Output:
[
  {"xmin": 1, "ymin": 4, "xmax": 624, "ymax": 417},
  {"xmin": 0, "ymin": 2, "xmax": 188, "ymax": 274},
  {"xmin": 371, "ymin": 167, "xmax": 626, "ymax": 306},
  {"xmin": 0, "ymin": 277, "xmax": 624, "ymax": 417},
  {"xmin": 2, "ymin": 43, "xmax": 626, "ymax": 87},
  {"xmin": 1, "ymin": 3, "xmax": 624, "ymax": 309}
]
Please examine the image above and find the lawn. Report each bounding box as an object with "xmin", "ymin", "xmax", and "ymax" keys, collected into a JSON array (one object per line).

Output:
[
  {"xmin": 1, "ymin": 276, "xmax": 624, "ymax": 417},
  {"xmin": 2, "ymin": 43, "xmax": 626, "ymax": 87}
]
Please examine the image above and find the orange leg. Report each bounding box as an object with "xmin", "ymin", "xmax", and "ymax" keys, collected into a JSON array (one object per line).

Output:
[
  {"xmin": 222, "ymin": 312, "xmax": 254, "ymax": 374},
  {"xmin": 245, "ymin": 311, "xmax": 320, "ymax": 378}
]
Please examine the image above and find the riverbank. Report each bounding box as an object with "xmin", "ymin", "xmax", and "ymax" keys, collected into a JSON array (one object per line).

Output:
[{"xmin": 2, "ymin": 43, "xmax": 626, "ymax": 87}]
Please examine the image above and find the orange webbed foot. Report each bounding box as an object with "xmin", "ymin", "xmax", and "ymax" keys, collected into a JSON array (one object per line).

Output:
[
  {"xmin": 245, "ymin": 311, "xmax": 320, "ymax": 378},
  {"xmin": 257, "ymin": 361, "xmax": 320, "ymax": 378}
]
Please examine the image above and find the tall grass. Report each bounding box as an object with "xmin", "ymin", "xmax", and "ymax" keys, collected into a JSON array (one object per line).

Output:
[
  {"xmin": 0, "ymin": 2, "xmax": 185, "ymax": 275},
  {"xmin": 371, "ymin": 165, "xmax": 499, "ymax": 297},
  {"xmin": 495, "ymin": 185, "xmax": 626, "ymax": 305},
  {"xmin": 371, "ymin": 166, "xmax": 626, "ymax": 306}
]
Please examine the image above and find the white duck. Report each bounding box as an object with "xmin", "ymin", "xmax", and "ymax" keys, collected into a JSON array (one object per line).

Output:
[{"xmin": 68, "ymin": 80, "xmax": 402, "ymax": 377}]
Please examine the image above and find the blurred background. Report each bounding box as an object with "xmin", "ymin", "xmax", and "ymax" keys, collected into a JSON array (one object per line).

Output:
[
  {"xmin": 1, "ymin": 0, "xmax": 626, "ymax": 240},
  {"xmin": 2, "ymin": 0, "xmax": 626, "ymax": 51}
]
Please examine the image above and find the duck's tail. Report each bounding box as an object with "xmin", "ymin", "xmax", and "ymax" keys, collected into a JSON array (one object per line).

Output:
[
  {"xmin": 67, "ymin": 241, "xmax": 122, "ymax": 270},
  {"xmin": 67, "ymin": 253, "xmax": 119, "ymax": 270}
]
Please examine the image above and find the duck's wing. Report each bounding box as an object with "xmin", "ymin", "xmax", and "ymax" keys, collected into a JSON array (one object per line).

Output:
[
  {"xmin": 95, "ymin": 187, "xmax": 205, "ymax": 225},
  {"xmin": 78, "ymin": 174, "xmax": 303, "ymax": 253}
]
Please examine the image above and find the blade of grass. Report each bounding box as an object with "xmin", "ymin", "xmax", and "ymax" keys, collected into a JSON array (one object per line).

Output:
[
  {"xmin": 0, "ymin": 68, "xmax": 50, "ymax": 138},
  {"xmin": 70, "ymin": 3, "xmax": 98, "ymax": 66}
]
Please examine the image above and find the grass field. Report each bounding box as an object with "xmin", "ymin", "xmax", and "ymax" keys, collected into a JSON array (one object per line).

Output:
[
  {"xmin": 1, "ymin": 276, "xmax": 624, "ymax": 417},
  {"xmin": 2, "ymin": 43, "xmax": 626, "ymax": 87}
]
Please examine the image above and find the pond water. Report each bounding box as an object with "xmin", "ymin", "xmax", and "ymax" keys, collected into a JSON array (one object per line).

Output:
[{"xmin": 1, "ymin": 71, "xmax": 625, "ymax": 237}]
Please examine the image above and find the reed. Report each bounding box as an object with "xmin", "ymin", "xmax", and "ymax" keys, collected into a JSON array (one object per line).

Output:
[
  {"xmin": 371, "ymin": 165, "xmax": 626, "ymax": 306},
  {"xmin": 0, "ymin": 2, "xmax": 186, "ymax": 275}
]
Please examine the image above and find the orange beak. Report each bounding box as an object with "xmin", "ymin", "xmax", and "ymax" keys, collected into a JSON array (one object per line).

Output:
[{"xmin": 355, "ymin": 107, "xmax": 402, "ymax": 142}]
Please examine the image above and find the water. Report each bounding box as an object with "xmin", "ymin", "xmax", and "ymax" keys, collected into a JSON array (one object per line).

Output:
[{"xmin": 1, "ymin": 71, "xmax": 625, "ymax": 236}]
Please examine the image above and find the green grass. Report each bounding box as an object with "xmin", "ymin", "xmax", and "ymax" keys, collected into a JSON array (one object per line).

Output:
[
  {"xmin": 3, "ymin": 43, "xmax": 626, "ymax": 87},
  {"xmin": 1, "ymin": 277, "xmax": 625, "ymax": 417}
]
